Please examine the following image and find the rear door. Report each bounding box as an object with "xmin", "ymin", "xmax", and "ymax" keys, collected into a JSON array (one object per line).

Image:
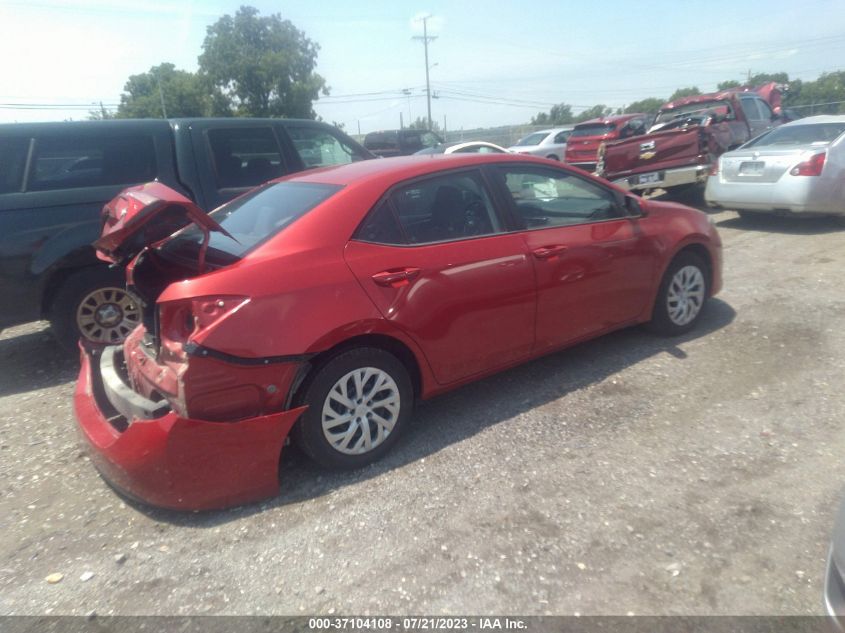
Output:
[
  {"xmin": 489, "ymin": 164, "xmax": 658, "ymax": 352},
  {"xmin": 344, "ymin": 168, "xmax": 536, "ymax": 385}
]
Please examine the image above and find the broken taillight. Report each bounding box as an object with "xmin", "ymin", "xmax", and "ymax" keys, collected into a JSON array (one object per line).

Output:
[
  {"xmin": 790, "ymin": 151, "xmax": 826, "ymax": 176},
  {"xmin": 158, "ymin": 296, "xmax": 249, "ymax": 346}
]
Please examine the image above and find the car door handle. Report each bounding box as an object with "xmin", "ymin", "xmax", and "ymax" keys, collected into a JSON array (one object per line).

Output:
[
  {"xmin": 371, "ymin": 267, "xmax": 421, "ymax": 287},
  {"xmin": 532, "ymin": 245, "xmax": 568, "ymax": 259}
]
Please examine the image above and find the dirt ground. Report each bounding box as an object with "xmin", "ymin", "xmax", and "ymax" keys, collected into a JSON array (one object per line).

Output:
[{"xmin": 1, "ymin": 208, "xmax": 845, "ymax": 616}]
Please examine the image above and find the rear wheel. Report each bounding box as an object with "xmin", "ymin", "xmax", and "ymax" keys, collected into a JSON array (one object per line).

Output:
[
  {"xmin": 647, "ymin": 252, "xmax": 709, "ymax": 336},
  {"xmin": 48, "ymin": 266, "xmax": 141, "ymax": 352},
  {"xmin": 293, "ymin": 347, "xmax": 413, "ymax": 469}
]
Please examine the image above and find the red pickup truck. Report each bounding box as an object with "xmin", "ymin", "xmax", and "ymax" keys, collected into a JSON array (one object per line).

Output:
[
  {"xmin": 563, "ymin": 113, "xmax": 650, "ymax": 172},
  {"xmin": 596, "ymin": 84, "xmax": 786, "ymax": 194}
]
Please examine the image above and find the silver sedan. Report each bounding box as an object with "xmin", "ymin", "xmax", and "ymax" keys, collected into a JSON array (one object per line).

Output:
[
  {"xmin": 507, "ymin": 127, "xmax": 573, "ymax": 161},
  {"xmin": 705, "ymin": 115, "xmax": 845, "ymax": 217}
]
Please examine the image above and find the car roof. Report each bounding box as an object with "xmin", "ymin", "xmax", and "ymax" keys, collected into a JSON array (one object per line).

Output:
[
  {"xmin": 779, "ymin": 114, "xmax": 845, "ymax": 127},
  {"xmin": 0, "ymin": 117, "xmax": 330, "ymax": 134},
  {"xmin": 574, "ymin": 114, "xmax": 645, "ymax": 126},
  {"xmin": 282, "ymin": 153, "xmax": 551, "ymax": 187}
]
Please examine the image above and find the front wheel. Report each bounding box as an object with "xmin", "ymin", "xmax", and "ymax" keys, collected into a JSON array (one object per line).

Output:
[
  {"xmin": 647, "ymin": 252, "xmax": 709, "ymax": 336},
  {"xmin": 293, "ymin": 347, "xmax": 413, "ymax": 469}
]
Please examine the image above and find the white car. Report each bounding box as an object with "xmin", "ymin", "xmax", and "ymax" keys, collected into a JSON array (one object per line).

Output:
[
  {"xmin": 705, "ymin": 115, "xmax": 845, "ymax": 217},
  {"xmin": 414, "ymin": 141, "xmax": 510, "ymax": 155},
  {"xmin": 507, "ymin": 127, "xmax": 573, "ymax": 161}
]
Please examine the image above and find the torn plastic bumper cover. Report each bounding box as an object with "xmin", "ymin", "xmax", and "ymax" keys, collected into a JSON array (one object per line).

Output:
[{"xmin": 74, "ymin": 345, "xmax": 305, "ymax": 511}]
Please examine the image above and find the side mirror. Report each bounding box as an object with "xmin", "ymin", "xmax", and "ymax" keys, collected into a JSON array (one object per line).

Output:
[{"xmin": 625, "ymin": 194, "xmax": 647, "ymax": 217}]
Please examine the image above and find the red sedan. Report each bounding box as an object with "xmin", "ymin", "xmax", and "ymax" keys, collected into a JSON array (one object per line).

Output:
[{"xmin": 74, "ymin": 154, "xmax": 722, "ymax": 510}]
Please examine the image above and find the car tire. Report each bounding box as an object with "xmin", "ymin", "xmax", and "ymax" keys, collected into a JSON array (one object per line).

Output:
[
  {"xmin": 293, "ymin": 347, "xmax": 413, "ymax": 470},
  {"xmin": 646, "ymin": 251, "xmax": 709, "ymax": 336},
  {"xmin": 546, "ymin": 154, "xmax": 559, "ymax": 161},
  {"xmin": 48, "ymin": 266, "xmax": 141, "ymax": 353}
]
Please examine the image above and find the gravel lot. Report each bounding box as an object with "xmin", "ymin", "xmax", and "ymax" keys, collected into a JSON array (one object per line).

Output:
[{"xmin": 1, "ymin": 208, "xmax": 845, "ymax": 616}]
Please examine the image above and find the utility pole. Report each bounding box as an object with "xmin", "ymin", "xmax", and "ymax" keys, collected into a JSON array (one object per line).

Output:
[
  {"xmin": 156, "ymin": 69, "xmax": 167, "ymax": 118},
  {"xmin": 400, "ymin": 111, "xmax": 404, "ymax": 129},
  {"xmin": 412, "ymin": 15, "xmax": 437, "ymax": 130}
]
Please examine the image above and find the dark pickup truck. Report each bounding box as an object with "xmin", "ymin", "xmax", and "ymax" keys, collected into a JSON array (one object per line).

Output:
[
  {"xmin": 0, "ymin": 118, "xmax": 373, "ymax": 349},
  {"xmin": 596, "ymin": 84, "xmax": 786, "ymax": 193}
]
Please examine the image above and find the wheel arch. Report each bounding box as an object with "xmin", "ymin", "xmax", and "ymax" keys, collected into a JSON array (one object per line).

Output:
[{"xmin": 290, "ymin": 333, "xmax": 425, "ymax": 409}]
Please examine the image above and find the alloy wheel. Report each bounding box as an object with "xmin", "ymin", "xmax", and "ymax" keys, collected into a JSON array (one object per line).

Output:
[
  {"xmin": 321, "ymin": 367, "xmax": 401, "ymax": 455},
  {"xmin": 666, "ymin": 265, "xmax": 705, "ymax": 326}
]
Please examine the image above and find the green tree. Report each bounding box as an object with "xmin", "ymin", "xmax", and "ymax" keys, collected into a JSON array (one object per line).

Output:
[
  {"xmin": 199, "ymin": 5, "xmax": 327, "ymax": 117},
  {"xmin": 717, "ymin": 80, "xmax": 742, "ymax": 90},
  {"xmin": 624, "ymin": 98, "xmax": 665, "ymax": 116},
  {"xmin": 575, "ymin": 104, "xmax": 612, "ymax": 123},
  {"xmin": 668, "ymin": 87, "xmax": 701, "ymax": 102},
  {"xmin": 116, "ymin": 63, "xmax": 210, "ymax": 118},
  {"xmin": 408, "ymin": 116, "xmax": 441, "ymax": 132},
  {"xmin": 530, "ymin": 103, "xmax": 573, "ymax": 125}
]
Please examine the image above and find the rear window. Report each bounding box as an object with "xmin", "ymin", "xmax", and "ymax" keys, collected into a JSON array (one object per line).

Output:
[
  {"xmin": 28, "ymin": 135, "xmax": 156, "ymax": 191},
  {"xmin": 654, "ymin": 100, "xmax": 727, "ymax": 125},
  {"xmin": 744, "ymin": 123, "xmax": 845, "ymax": 147},
  {"xmin": 513, "ymin": 132, "xmax": 549, "ymax": 146},
  {"xmin": 161, "ymin": 181, "xmax": 342, "ymax": 263},
  {"xmin": 569, "ymin": 124, "xmax": 615, "ymax": 138},
  {"xmin": 364, "ymin": 132, "xmax": 398, "ymax": 150}
]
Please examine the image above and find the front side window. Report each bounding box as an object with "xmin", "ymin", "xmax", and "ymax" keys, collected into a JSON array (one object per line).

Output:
[
  {"xmin": 207, "ymin": 127, "xmax": 284, "ymax": 190},
  {"xmin": 497, "ymin": 166, "xmax": 622, "ymax": 228},
  {"xmin": 286, "ymin": 125, "xmax": 366, "ymax": 168},
  {"xmin": 28, "ymin": 135, "xmax": 156, "ymax": 192},
  {"xmin": 0, "ymin": 137, "xmax": 29, "ymax": 194},
  {"xmin": 390, "ymin": 171, "xmax": 502, "ymax": 244}
]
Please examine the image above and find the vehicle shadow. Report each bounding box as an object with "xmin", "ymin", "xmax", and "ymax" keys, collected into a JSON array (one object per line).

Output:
[
  {"xmin": 137, "ymin": 298, "xmax": 737, "ymax": 526},
  {"xmin": 0, "ymin": 325, "xmax": 77, "ymax": 399},
  {"xmin": 715, "ymin": 214, "xmax": 845, "ymax": 235}
]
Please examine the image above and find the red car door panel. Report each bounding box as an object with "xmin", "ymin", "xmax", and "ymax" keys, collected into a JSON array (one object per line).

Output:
[
  {"xmin": 522, "ymin": 218, "xmax": 656, "ymax": 351},
  {"xmin": 345, "ymin": 234, "xmax": 536, "ymax": 385}
]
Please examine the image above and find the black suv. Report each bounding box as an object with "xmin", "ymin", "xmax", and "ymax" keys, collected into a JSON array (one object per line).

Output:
[
  {"xmin": 0, "ymin": 118, "xmax": 373, "ymax": 349},
  {"xmin": 363, "ymin": 129, "xmax": 444, "ymax": 157}
]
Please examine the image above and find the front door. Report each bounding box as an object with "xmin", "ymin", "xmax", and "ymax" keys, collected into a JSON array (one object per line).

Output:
[{"xmin": 489, "ymin": 164, "xmax": 658, "ymax": 353}]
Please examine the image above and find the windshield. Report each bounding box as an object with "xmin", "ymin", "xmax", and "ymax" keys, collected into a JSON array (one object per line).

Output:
[
  {"xmin": 654, "ymin": 100, "xmax": 727, "ymax": 124},
  {"xmin": 569, "ymin": 123, "xmax": 615, "ymax": 138},
  {"xmin": 513, "ymin": 132, "xmax": 550, "ymax": 146},
  {"xmin": 744, "ymin": 123, "xmax": 845, "ymax": 147},
  {"xmin": 160, "ymin": 181, "xmax": 342, "ymax": 263}
]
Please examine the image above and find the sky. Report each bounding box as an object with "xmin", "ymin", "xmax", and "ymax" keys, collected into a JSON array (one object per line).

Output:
[{"xmin": 1, "ymin": 0, "xmax": 844, "ymax": 134}]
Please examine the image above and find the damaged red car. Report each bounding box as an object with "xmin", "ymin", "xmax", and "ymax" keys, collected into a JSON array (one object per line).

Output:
[{"xmin": 74, "ymin": 154, "xmax": 722, "ymax": 510}]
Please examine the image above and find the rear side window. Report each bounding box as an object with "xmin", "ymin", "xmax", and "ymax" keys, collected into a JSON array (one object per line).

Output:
[
  {"xmin": 740, "ymin": 98, "xmax": 763, "ymax": 122},
  {"xmin": 390, "ymin": 171, "xmax": 501, "ymax": 244},
  {"xmin": 207, "ymin": 127, "xmax": 284, "ymax": 190},
  {"xmin": 0, "ymin": 137, "xmax": 29, "ymax": 194},
  {"xmin": 286, "ymin": 125, "xmax": 367, "ymax": 168},
  {"xmin": 161, "ymin": 181, "xmax": 342, "ymax": 262},
  {"xmin": 553, "ymin": 131, "xmax": 571, "ymax": 143},
  {"xmin": 355, "ymin": 199, "xmax": 405, "ymax": 245},
  {"xmin": 28, "ymin": 135, "xmax": 155, "ymax": 191}
]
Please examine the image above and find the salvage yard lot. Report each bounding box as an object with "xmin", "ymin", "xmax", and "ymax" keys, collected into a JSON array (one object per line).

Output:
[{"xmin": 1, "ymin": 208, "xmax": 845, "ymax": 615}]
